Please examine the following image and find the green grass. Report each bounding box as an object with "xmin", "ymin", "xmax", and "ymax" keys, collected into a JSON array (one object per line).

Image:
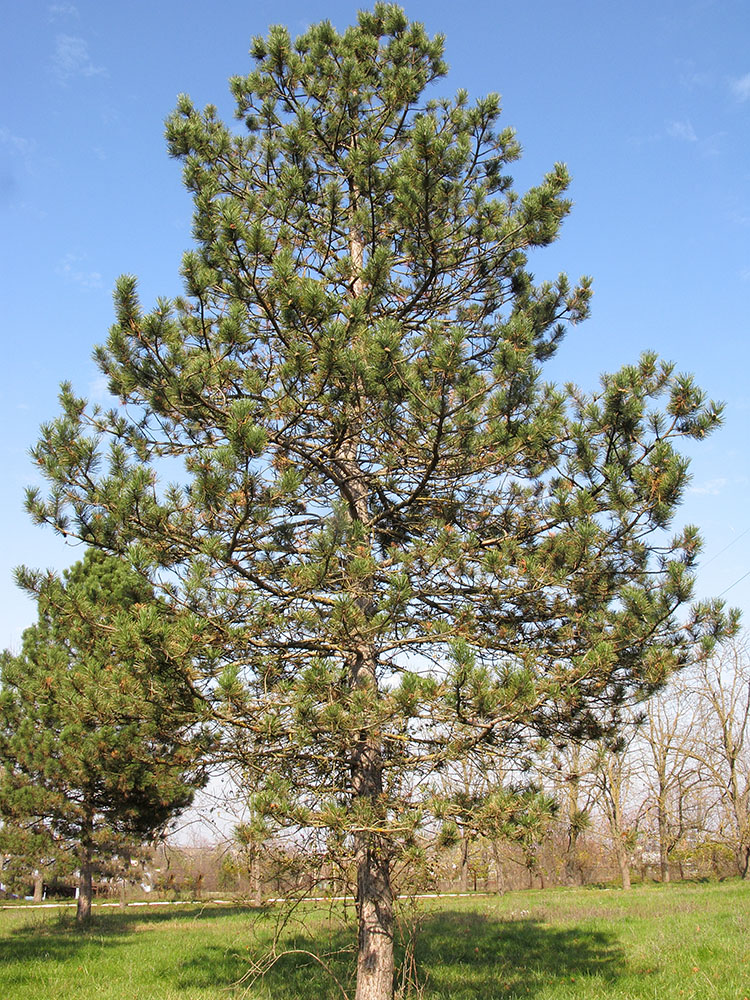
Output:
[{"xmin": 1, "ymin": 881, "xmax": 748, "ymax": 999}]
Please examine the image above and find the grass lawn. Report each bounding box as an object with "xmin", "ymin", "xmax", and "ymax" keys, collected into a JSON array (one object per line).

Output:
[{"xmin": 0, "ymin": 881, "xmax": 748, "ymax": 999}]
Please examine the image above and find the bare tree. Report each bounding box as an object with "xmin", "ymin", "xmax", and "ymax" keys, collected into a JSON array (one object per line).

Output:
[
  {"xmin": 639, "ymin": 680, "xmax": 702, "ymax": 882},
  {"xmin": 687, "ymin": 636, "xmax": 750, "ymax": 878},
  {"xmin": 591, "ymin": 729, "xmax": 645, "ymax": 890},
  {"xmin": 549, "ymin": 742, "xmax": 598, "ymax": 886}
]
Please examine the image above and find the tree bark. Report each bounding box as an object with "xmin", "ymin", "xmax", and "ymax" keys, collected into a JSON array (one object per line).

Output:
[
  {"xmin": 77, "ymin": 848, "xmax": 93, "ymax": 925},
  {"xmin": 736, "ymin": 842, "xmax": 750, "ymax": 879},
  {"xmin": 354, "ymin": 835, "xmax": 394, "ymax": 1000},
  {"xmin": 491, "ymin": 841, "xmax": 504, "ymax": 894},
  {"xmin": 615, "ymin": 840, "xmax": 631, "ymax": 891},
  {"xmin": 252, "ymin": 851, "xmax": 262, "ymax": 907},
  {"xmin": 351, "ymin": 648, "xmax": 394, "ymax": 1000},
  {"xmin": 120, "ymin": 852, "xmax": 130, "ymax": 907},
  {"xmin": 343, "ymin": 222, "xmax": 395, "ymax": 998},
  {"xmin": 564, "ymin": 828, "xmax": 585, "ymax": 886},
  {"xmin": 658, "ymin": 801, "xmax": 671, "ymax": 883},
  {"xmin": 33, "ymin": 872, "xmax": 43, "ymax": 903},
  {"xmin": 460, "ymin": 836, "xmax": 470, "ymax": 892}
]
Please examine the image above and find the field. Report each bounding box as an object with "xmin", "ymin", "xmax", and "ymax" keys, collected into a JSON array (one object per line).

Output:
[{"xmin": 1, "ymin": 881, "xmax": 748, "ymax": 999}]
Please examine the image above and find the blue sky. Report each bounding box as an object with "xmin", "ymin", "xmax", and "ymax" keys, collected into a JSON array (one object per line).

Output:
[{"xmin": 2, "ymin": 0, "xmax": 749, "ymax": 651}]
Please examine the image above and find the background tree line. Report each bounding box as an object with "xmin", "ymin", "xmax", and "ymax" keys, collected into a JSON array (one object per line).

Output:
[
  {"xmin": 150, "ymin": 632, "xmax": 749, "ymax": 902},
  {"xmin": 7, "ymin": 626, "xmax": 744, "ymax": 911}
]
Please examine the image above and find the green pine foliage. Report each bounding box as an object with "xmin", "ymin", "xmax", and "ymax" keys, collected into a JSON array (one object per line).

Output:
[
  {"xmin": 23, "ymin": 4, "xmax": 736, "ymax": 991},
  {"xmin": 0, "ymin": 550, "xmax": 208, "ymax": 921}
]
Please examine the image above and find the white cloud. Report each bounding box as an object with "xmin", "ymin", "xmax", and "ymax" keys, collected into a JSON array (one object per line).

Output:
[
  {"xmin": 56, "ymin": 253, "xmax": 103, "ymax": 289},
  {"xmin": 680, "ymin": 70, "xmax": 712, "ymax": 91},
  {"xmin": 666, "ymin": 119, "xmax": 698, "ymax": 142},
  {"xmin": 88, "ymin": 374, "xmax": 113, "ymax": 403},
  {"xmin": 675, "ymin": 57, "xmax": 713, "ymax": 92},
  {"xmin": 0, "ymin": 127, "xmax": 34, "ymax": 158},
  {"xmin": 690, "ymin": 477, "xmax": 728, "ymax": 496},
  {"xmin": 697, "ymin": 130, "xmax": 726, "ymax": 158},
  {"xmin": 48, "ymin": 3, "xmax": 79, "ymax": 19},
  {"xmin": 0, "ymin": 129, "xmax": 35, "ymax": 205},
  {"xmin": 730, "ymin": 73, "xmax": 750, "ymax": 102},
  {"xmin": 52, "ymin": 34, "xmax": 106, "ymax": 81}
]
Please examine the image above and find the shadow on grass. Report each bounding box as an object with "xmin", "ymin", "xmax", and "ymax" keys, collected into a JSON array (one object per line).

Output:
[
  {"xmin": 176, "ymin": 907, "xmax": 624, "ymax": 1000},
  {"xmin": 1, "ymin": 902, "xmax": 625, "ymax": 999},
  {"xmin": 175, "ymin": 912, "xmax": 357, "ymax": 998},
  {"xmin": 415, "ymin": 909, "xmax": 623, "ymax": 998}
]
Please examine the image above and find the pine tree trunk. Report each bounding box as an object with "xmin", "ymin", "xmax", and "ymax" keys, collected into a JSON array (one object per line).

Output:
[
  {"xmin": 77, "ymin": 849, "xmax": 93, "ymax": 924},
  {"xmin": 339, "ymin": 240, "xmax": 394, "ymax": 998},
  {"xmin": 252, "ymin": 851, "xmax": 262, "ymax": 906},
  {"xmin": 351, "ymin": 648, "xmax": 394, "ymax": 1000},
  {"xmin": 354, "ymin": 835, "xmax": 394, "ymax": 1000},
  {"xmin": 120, "ymin": 852, "xmax": 130, "ymax": 907},
  {"xmin": 33, "ymin": 872, "xmax": 43, "ymax": 903}
]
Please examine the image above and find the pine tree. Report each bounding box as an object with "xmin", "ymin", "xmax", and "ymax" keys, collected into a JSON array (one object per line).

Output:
[
  {"xmin": 0, "ymin": 820, "xmax": 66, "ymax": 901},
  {"xmin": 0, "ymin": 550, "xmax": 207, "ymax": 923},
  {"xmin": 26, "ymin": 6, "xmax": 734, "ymax": 992}
]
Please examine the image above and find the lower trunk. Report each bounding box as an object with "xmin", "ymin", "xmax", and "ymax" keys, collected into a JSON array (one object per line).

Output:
[
  {"xmin": 459, "ymin": 836, "xmax": 470, "ymax": 892},
  {"xmin": 119, "ymin": 852, "xmax": 130, "ymax": 908},
  {"xmin": 620, "ymin": 859, "xmax": 631, "ymax": 891},
  {"xmin": 659, "ymin": 849, "xmax": 671, "ymax": 883},
  {"xmin": 350, "ymin": 644, "xmax": 394, "ymax": 1000},
  {"xmin": 565, "ymin": 828, "xmax": 585, "ymax": 886},
  {"xmin": 355, "ymin": 842, "xmax": 394, "ymax": 1000},
  {"xmin": 564, "ymin": 855, "xmax": 577, "ymax": 885},
  {"xmin": 252, "ymin": 852, "xmax": 262, "ymax": 907},
  {"xmin": 491, "ymin": 841, "xmax": 503, "ymax": 894},
  {"xmin": 737, "ymin": 842, "xmax": 750, "ymax": 879},
  {"xmin": 711, "ymin": 847, "xmax": 721, "ymax": 878},
  {"xmin": 615, "ymin": 842, "xmax": 631, "ymax": 891},
  {"xmin": 658, "ymin": 805, "xmax": 671, "ymax": 883},
  {"xmin": 33, "ymin": 872, "xmax": 43, "ymax": 903},
  {"xmin": 77, "ymin": 852, "xmax": 93, "ymax": 925}
]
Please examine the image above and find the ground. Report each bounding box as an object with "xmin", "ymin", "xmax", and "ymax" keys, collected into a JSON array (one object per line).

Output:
[{"xmin": 1, "ymin": 881, "xmax": 748, "ymax": 999}]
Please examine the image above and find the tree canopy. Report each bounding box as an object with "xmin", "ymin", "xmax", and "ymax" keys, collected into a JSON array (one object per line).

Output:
[
  {"xmin": 25, "ymin": 5, "xmax": 734, "ymax": 993},
  {"xmin": 0, "ymin": 549, "xmax": 207, "ymax": 922}
]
